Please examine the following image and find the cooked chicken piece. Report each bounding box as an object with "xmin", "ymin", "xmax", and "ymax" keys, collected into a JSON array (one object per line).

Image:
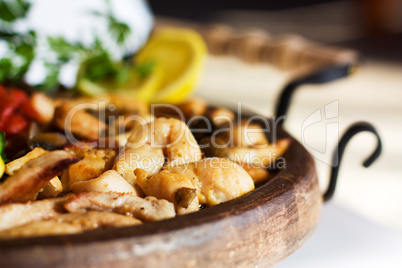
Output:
[
  {"xmin": 166, "ymin": 158, "xmax": 255, "ymax": 206},
  {"xmin": 128, "ymin": 117, "xmax": 202, "ymax": 167},
  {"xmin": 206, "ymin": 138, "xmax": 291, "ymax": 169},
  {"xmin": 135, "ymin": 169, "xmax": 199, "ymax": 215},
  {"xmin": 62, "ymin": 145, "xmax": 118, "ymax": 191},
  {"xmin": 65, "ymin": 156, "xmax": 106, "ymax": 190},
  {"xmin": 64, "ymin": 192, "xmax": 175, "ymax": 222},
  {"xmin": 113, "ymin": 114, "xmax": 154, "ymax": 147},
  {"xmin": 113, "ymin": 145, "xmax": 165, "ymax": 185},
  {"xmin": 6, "ymin": 148, "xmax": 66, "ymax": 199},
  {"xmin": 0, "ymin": 221, "xmax": 82, "ymax": 239},
  {"xmin": 217, "ymin": 119, "xmax": 269, "ymax": 147},
  {"xmin": 114, "ymin": 117, "xmax": 202, "ymax": 186},
  {"xmin": 37, "ymin": 177, "xmax": 63, "ymax": 198},
  {"xmin": 207, "ymin": 107, "xmax": 235, "ymax": 127},
  {"xmin": 53, "ymin": 101, "xmax": 107, "ymax": 140},
  {"xmin": 107, "ymin": 94, "xmax": 149, "ymax": 117},
  {"xmin": 5, "ymin": 147, "xmax": 48, "ymax": 176},
  {"xmin": 71, "ymin": 170, "xmax": 136, "ymax": 194},
  {"xmin": 177, "ymin": 97, "xmax": 207, "ymax": 120},
  {"xmin": 57, "ymin": 211, "xmax": 141, "ymax": 227},
  {"xmin": 64, "ymin": 144, "xmax": 116, "ymax": 169},
  {"xmin": 0, "ymin": 196, "xmax": 68, "ymax": 231},
  {"xmin": 0, "ymin": 151, "xmax": 79, "ymax": 203},
  {"xmin": 28, "ymin": 92, "xmax": 55, "ymax": 125},
  {"xmin": 153, "ymin": 98, "xmax": 207, "ymax": 120},
  {"xmin": 240, "ymin": 163, "xmax": 269, "ymax": 184},
  {"xmin": 0, "ymin": 211, "xmax": 141, "ymax": 239}
]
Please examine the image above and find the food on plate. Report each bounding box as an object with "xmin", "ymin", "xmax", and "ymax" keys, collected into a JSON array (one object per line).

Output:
[
  {"xmin": 0, "ymin": 211, "xmax": 141, "ymax": 239},
  {"xmin": 0, "ymin": 3, "xmax": 290, "ymax": 238},
  {"xmin": 64, "ymin": 192, "xmax": 175, "ymax": 222},
  {"xmin": 165, "ymin": 158, "xmax": 255, "ymax": 206},
  {"xmin": 0, "ymin": 91, "xmax": 289, "ymax": 238},
  {"xmin": 0, "ymin": 151, "xmax": 78, "ymax": 203},
  {"xmin": 0, "ymin": 196, "xmax": 69, "ymax": 232},
  {"xmin": 135, "ymin": 169, "xmax": 200, "ymax": 215}
]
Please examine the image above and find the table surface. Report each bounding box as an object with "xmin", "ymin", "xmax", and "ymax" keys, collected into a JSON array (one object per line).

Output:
[
  {"xmin": 195, "ymin": 54, "xmax": 402, "ymax": 266},
  {"xmin": 277, "ymin": 202, "xmax": 402, "ymax": 268},
  {"xmin": 161, "ymin": 1, "xmax": 402, "ymax": 266}
]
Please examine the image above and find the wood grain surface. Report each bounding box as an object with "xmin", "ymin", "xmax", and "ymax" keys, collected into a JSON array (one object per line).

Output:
[{"xmin": 0, "ymin": 120, "xmax": 322, "ymax": 268}]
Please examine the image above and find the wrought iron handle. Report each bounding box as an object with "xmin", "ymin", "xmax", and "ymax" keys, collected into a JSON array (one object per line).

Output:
[
  {"xmin": 275, "ymin": 63, "xmax": 357, "ymax": 124},
  {"xmin": 323, "ymin": 122, "xmax": 382, "ymax": 202}
]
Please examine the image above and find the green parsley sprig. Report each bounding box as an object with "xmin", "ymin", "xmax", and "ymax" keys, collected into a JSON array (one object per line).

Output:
[
  {"xmin": 0, "ymin": 0, "xmax": 35, "ymax": 86},
  {"xmin": 0, "ymin": 0, "xmax": 154, "ymax": 92}
]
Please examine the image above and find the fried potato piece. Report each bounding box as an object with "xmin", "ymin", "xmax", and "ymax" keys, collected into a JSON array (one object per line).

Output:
[
  {"xmin": 5, "ymin": 147, "xmax": 48, "ymax": 176},
  {"xmin": 0, "ymin": 196, "xmax": 69, "ymax": 231},
  {"xmin": 0, "ymin": 212, "xmax": 141, "ymax": 239},
  {"xmin": 136, "ymin": 169, "xmax": 199, "ymax": 215},
  {"xmin": 37, "ymin": 177, "xmax": 63, "ymax": 199},
  {"xmin": 71, "ymin": 170, "xmax": 136, "ymax": 194},
  {"xmin": 64, "ymin": 192, "xmax": 175, "ymax": 222},
  {"xmin": 0, "ymin": 151, "xmax": 79, "ymax": 203}
]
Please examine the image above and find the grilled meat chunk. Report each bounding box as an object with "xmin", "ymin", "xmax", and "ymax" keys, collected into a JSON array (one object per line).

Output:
[
  {"xmin": 0, "ymin": 196, "xmax": 68, "ymax": 231},
  {"xmin": 0, "ymin": 211, "xmax": 141, "ymax": 239},
  {"xmin": 64, "ymin": 191, "xmax": 175, "ymax": 222},
  {"xmin": 0, "ymin": 151, "xmax": 79, "ymax": 203}
]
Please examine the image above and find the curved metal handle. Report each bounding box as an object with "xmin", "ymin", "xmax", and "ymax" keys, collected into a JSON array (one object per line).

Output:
[
  {"xmin": 275, "ymin": 63, "xmax": 357, "ymax": 124},
  {"xmin": 323, "ymin": 122, "xmax": 382, "ymax": 202}
]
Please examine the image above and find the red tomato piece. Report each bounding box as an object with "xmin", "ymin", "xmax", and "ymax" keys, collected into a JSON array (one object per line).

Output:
[
  {"xmin": 0, "ymin": 94, "xmax": 16, "ymax": 130},
  {"xmin": 9, "ymin": 89, "xmax": 29, "ymax": 109},
  {"xmin": 4, "ymin": 113, "xmax": 29, "ymax": 135}
]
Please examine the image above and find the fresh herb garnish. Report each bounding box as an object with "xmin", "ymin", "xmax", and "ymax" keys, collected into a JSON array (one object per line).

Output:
[
  {"xmin": 0, "ymin": 131, "xmax": 8, "ymax": 163},
  {"xmin": 0, "ymin": 0, "xmax": 154, "ymax": 92},
  {"xmin": 45, "ymin": 36, "xmax": 125, "ymax": 86},
  {"xmin": 37, "ymin": 62, "xmax": 62, "ymax": 91},
  {"xmin": 0, "ymin": 0, "xmax": 31, "ymax": 23},
  {"xmin": 91, "ymin": 0, "xmax": 131, "ymax": 45},
  {"xmin": 135, "ymin": 60, "xmax": 156, "ymax": 79},
  {"xmin": 0, "ymin": 0, "xmax": 36, "ymax": 86}
]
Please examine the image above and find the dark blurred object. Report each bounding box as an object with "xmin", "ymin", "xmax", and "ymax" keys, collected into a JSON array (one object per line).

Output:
[
  {"xmin": 360, "ymin": 0, "xmax": 402, "ymax": 36},
  {"xmin": 151, "ymin": 0, "xmax": 402, "ymax": 63},
  {"xmin": 149, "ymin": 0, "xmax": 340, "ymax": 21}
]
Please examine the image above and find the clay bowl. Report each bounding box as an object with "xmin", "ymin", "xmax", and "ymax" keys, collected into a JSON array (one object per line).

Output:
[{"xmin": 0, "ymin": 112, "xmax": 322, "ymax": 268}]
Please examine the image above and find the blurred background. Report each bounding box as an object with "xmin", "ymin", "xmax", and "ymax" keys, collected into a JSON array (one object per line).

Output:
[{"xmin": 150, "ymin": 0, "xmax": 402, "ymax": 266}]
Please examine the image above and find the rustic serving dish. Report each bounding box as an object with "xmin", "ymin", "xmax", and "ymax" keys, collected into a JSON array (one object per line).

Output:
[
  {"xmin": 0, "ymin": 117, "xmax": 321, "ymax": 268},
  {"xmin": 0, "ymin": 22, "xmax": 382, "ymax": 267}
]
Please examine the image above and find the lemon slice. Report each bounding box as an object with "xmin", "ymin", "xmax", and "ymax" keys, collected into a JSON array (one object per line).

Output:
[
  {"xmin": 135, "ymin": 27, "xmax": 207, "ymax": 103},
  {"xmin": 76, "ymin": 65, "xmax": 163, "ymax": 102},
  {"xmin": 0, "ymin": 158, "xmax": 4, "ymax": 178},
  {"xmin": 76, "ymin": 27, "xmax": 207, "ymax": 103}
]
